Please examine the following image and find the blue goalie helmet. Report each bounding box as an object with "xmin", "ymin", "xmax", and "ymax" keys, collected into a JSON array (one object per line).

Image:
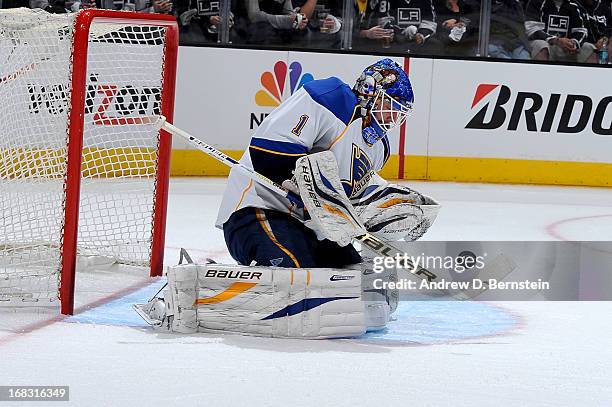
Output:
[{"xmin": 353, "ymin": 58, "xmax": 414, "ymax": 145}]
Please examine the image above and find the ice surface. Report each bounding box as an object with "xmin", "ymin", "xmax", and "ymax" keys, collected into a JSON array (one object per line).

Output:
[{"xmin": 1, "ymin": 178, "xmax": 611, "ymax": 406}]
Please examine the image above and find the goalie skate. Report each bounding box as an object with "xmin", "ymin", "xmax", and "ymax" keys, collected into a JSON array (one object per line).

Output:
[{"xmin": 133, "ymin": 296, "xmax": 172, "ymax": 330}]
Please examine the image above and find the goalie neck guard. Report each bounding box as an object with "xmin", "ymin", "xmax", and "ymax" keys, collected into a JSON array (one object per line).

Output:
[{"xmin": 353, "ymin": 58, "xmax": 414, "ymax": 145}]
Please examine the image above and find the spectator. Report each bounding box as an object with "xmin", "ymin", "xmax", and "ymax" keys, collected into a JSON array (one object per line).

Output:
[
  {"xmin": 30, "ymin": 0, "xmax": 71, "ymax": 12},
  {"xmin": 176, "ymin": 0, "xmax": 219, "ymax": 43},
  {"xmin": 576, "ymin": 0, "xmax": 611, "ymax": 62},
  {"xmin": 524, "ymin": 0, "xmax": 593, "ymax": 62},
  {"xmin": 488, "ymin": 0, "xmax": 530, "ymax": 59},
  {"xmin": 66, "ymin": 0, "xmax": 172, "ymax": 13},
  {"xmin": 292, "ymin": 0, "xmax": 316, "ymax": 20},
  {"xmin": 354, "ymin": 0, "xmax": 440, "ymax": 54},
  {"xmin": 246, "ymin": 0, "xmax": 310, "ymax": 45},
  {"xmin": 176, "ymin": 0, "xmax": 248, "ymax": 44},
  {"xmin": 3, "ymin": 0, "xmax": 29, "ymax": 7},
  {"xmin": 293, "ymin": 0, "xmax": 343, "ymax": 48},
  {"xmin": 354, "ymin": 0, "xmax": 394, "ymax": 51},
  {"xmin": 152, "ymin": 0, "xmax": 172, "ymax": 13},
  {"xmin": 434, "ymin": 0, "xmax": 478, "ymax": 55}
]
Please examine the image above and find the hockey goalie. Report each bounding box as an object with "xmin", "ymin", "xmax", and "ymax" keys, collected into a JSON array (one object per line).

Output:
[{"xmin": 136, "ymin": 59, "xmax": 440, "ymax": 338}]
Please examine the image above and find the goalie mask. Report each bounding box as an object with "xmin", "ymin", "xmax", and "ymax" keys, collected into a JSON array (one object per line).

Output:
[{"xmin": 353, "ymin": 58, "xmax": 414, "ymax": 145}]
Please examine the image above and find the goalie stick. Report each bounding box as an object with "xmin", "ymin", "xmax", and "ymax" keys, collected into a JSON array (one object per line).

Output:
[
  {"xmin": 158, "ymin": 118, "xmax": 304, "ymax": 208},
  {"xmin": 155, "ymin": 117, "xmax": 515, "ymax": 299}
]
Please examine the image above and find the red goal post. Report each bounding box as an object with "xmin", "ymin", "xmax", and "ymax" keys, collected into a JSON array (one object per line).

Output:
[{"xmin": 61, "ymin": 10, "xmax": 178, "ymax": 315}]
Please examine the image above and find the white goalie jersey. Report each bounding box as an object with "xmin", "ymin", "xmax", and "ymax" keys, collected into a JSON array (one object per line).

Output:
[{"xmin": 215, "ymin": 77, "xmax": 391, "ymax": 228}]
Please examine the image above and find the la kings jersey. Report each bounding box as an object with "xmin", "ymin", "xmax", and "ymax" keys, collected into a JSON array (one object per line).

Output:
[
  {"xmin": 358, "ymin": 0, "xmax": 437, "ymax": 37},
  {"xmin": 576, "ymin": 0, "xmax": 612, "ymax": 43},
  {"xmin": 215, "ymin": 77, "xmax": 390, "ymax": 228},
  {"xmin": 524, "ymin": 0, "xmax": 588, "ymax": 43}
]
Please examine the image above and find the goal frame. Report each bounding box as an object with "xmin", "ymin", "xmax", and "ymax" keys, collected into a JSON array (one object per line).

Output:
[{"xmin": 59, "ymin": 10, "xmax": 178, "ymax": 315}]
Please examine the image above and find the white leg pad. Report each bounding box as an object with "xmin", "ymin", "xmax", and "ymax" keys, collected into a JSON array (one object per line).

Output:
[
  {"xmin": 165, "ymin": 264, "xmax": 198, "ymax": 333},
  {"xmin": 164, "ymin": 263, "xmax": 374, "ymax": 338},
  {"xmin": 363, "ymin": 301, "xmax": 390, "ymax": 331}
]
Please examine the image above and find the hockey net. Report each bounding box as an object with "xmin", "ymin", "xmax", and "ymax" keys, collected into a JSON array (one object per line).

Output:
[{"xmin": 0, "ymin": 9, "xmax": 177, "ymax": 314}]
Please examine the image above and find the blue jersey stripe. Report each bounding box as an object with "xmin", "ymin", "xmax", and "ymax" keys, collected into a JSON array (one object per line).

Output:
[
  {"xmin": 303, "ymin": 77, "xmax": 358, "ymax": 126},
  {"xmin": 381, "ymin": 136, "xmax": 390, "ymax": 166}
]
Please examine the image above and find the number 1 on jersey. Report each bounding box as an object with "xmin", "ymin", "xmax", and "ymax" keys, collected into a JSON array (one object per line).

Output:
[{"xmin": 291, "ymin": 114, "xmax": 309, "ymax": 137}]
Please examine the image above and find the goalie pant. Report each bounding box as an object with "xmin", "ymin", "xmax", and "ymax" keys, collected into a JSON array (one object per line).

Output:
[
  {"xmin": 163, "ymin": 263, "xmax": 390, "ymax": 339},
  {"xmin": 223, "ymin": 207, "xmax": 362, "ymax": 268}
]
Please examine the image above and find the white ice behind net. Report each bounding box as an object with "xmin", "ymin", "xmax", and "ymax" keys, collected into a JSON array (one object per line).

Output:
[{"xmin": 0, "ymin": 9, "xmax": 166, "ymax": 304}]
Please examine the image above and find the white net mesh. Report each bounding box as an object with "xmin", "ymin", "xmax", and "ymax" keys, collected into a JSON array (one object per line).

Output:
[{"xmin": 0, "ymin": 9, "xmax": 169, "ymax": 305}]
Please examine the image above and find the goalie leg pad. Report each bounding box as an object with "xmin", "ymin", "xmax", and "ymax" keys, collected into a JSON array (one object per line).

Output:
[
  {"xmin": 364, "ymin": 301, "xmax": 390, "ymax": 331},
  {"xmin": 197, "ymin": 264, "xmax": 365, "ymax": 338},
  {"xmin": 141, "ymin": 264, "xmax": 391, "ymax": 337},
  {"xmin": 165, "ymin": 264, "xmax": 198, "ymax": 333},
  {"xmin": 168, "ymin": 263, "xmax": 372, "ymax": 338}
]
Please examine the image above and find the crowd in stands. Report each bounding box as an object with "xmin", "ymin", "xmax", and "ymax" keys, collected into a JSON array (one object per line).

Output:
[{"xmin": 1, "ymin": 0, "xmax": 610, "ymax": 62}]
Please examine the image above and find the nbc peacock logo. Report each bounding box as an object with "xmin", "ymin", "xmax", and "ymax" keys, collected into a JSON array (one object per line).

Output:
[{"xmin": 254, "ymin": 61, "xmax": 315, "ymax": 107}]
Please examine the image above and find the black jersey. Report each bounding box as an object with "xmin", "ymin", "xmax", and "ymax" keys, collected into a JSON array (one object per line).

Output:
[
  {"xmin": 175, "ymin": 0, "xmax": 222, "ymax": 18},
  {"xmin": 257, "ymin": 0, "xmax": 288, "ymax": 14},
  {"xmin": 490, "ymin": 0, "xmax": 528, "ymax": 47},
  {"xmin": 524, "ymin": 0, "xmax": 588, "ymax": 44},
  {"xmin": 358, "ymin": 0, "xmax": 437, "ymax": 37},
  {"xmin": 576, "ymin": 0, "xmax": 612, "ymax": 42}
]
